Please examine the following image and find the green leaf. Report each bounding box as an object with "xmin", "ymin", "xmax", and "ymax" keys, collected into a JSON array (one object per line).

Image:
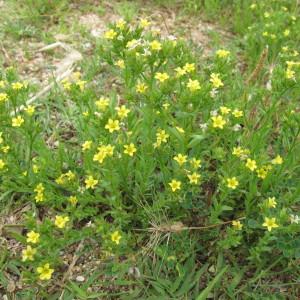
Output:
[
  {"xmin": 68, "ymin": 281, "xmax": 88, "ymax": 299},
  {"xmin": 188, "ymin": 135, "xmax": 206, "ymax": 148},
  {"xmin": 196, "ymin": 266, "xmax": 228, "ymax": 300}
]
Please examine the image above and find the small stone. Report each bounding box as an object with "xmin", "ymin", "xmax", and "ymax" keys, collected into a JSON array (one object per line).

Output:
[
  {"xmin": 208, "ymin": 265, "xmax": 216, "ymax": 273},
  {"xmin": 76, "ymin": 275, "xmax": 85, "ymax": 282}
]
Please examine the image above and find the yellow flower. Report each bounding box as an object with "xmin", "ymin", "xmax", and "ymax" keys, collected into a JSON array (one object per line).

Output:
[
  {"xmin": 72, "ymin": 72, "xmax": 81, "ymax": 80},
  {"xmin": 33, "ymin": 183, "xmax": 45, "ymax": 202},
  {"xmin": 256, "ymin": 167, "xmax": 268, "ymax": 179},
  {"xmin": 76, "ymin": 80, "xmax": 86, "ymax": 91},
  {"xmin": 183, "ymin": 63, "xmax": 195, "ymax": 73},
  {"xmin": 216, "ymin": 49, "xmax": 230, "ymax": 58},
  {"xmin": 262, "ymin": 217, "xmax": 279, "ymax": 232},
  {"xmin": 111, "ymin": 231, "xmax": 122, "ymax": 244},
  {"xmin": 68, "ymin": 195, "xmax": 78, "ymax": 205},
  {"xmin": 2, "ymin": 145, "xmax": 10, "ymax": 153},
  {"xmin": 187, "ymin": 172, "xmax": 201, "ymax": 184},
  {"xmin": 173, "ymin": 153, "xmax": 187, "ymax": 166},
  {"xmin": 136, "ymin": 82, "xmax": 148, "ymax": 94},
  {"xmin": 126, "ymin": 39, "xmax": 138, "ymax": 49},
  {"xmin": 12, "ymin": 116, "xmax": 24, "ymax": 127},
  {"xmin": 94, "ymin": 145, "xmax": 113, "ymax": 163},
  {"xmin": 175, "ymin": 67, "xmax": 186, "ymax": 77},
  {"xmin": 93, "ymin": 150, "xmax": 107, "ymax": 164},
  {"xmin": 175, "ymin": 126, "xmax": 185, "ymax": 133},
  {"xmin": 56, "ymin": 174, "xmax": 65, "ymax": 185},
  {"xmin": 34, "ymin": 183, "xmax": 44, "ymax": 194},
  {"xmin": 24, "ymin": 105, "xmax": 35, "ymax": 116},
  {"xmin": 124, "ymin": 143, "xmax": 137, "ymax": 157},
  {"xmin": 155, "ymin": 72, "xmax": 169, "ymax": 83},
  {"xmin": 187, "ymin": 79, "xmax": 201, "ymax": 92},
  {"xmin": 54, "ymin": 215, "xmax": 70, "ymax": 229},
  {"xmin": 169, "ymin": 179, "xmax": 181, "ymax": 192},
  {"xmin": 140, "ymin": 18, "xmax": 151, "ymax": 28},
  {"xmin": 232, "ymin": 220, "xmax": 243, "ymax": 230},
  {"xmin": 286, "ymin": 61, "xmax": 300, "ymax": 68},
  {"xmin": 32, "ymin": 164, "xmax": 39, "ymax": 174},
  {"xmin": 232, "ymin": 146, "xmax": 249, "ymax": 158},
  {"xmin": 211, "ymin": 115, "xmax": 226, "ymax": 129},
  {"xmin": 37, "ymin": 263, "xmax": 54, "ymax": 281},
  {"xmin": 286, "ymin": 68, "xmax": 295, "ymax": 79},
  {"xmin": 210, "ymin": 73, "xmax": 223, "ymax": 88},
  {"xmin": 22, "ymin": 245, "xmax": 37, "ymax": 261},
  {"xmin": 226, "ymin": 177, "xmax": 239, "ymax": 189},
  {"xmin": 105, "ymin": 119, "xmax": 120, "ymax": 133},
  {"xmin": 104, "ymin": 29, "xmax": 117, "ymax": 40},
  {"xmin": 245, "ymin": 158, "xmax": 257, "ymax": 171},
  {"xmin": 104, "ymin": 144, "xmax": 114, "ymax": 157},
  {"xmin": 26, "ymin": 231, "xmax": 40, "ymax": 244},
  {"xmin": 66, "ymin": 170, "xmax": 75, "ymax": 181},
  {"xmin": 266, "ymin": 197, "xmax": 277, "ymax": 208},
  {"xmin": 156, "ymin": 129, "xmax": 169, "ymax": 142},
  {"xmin": 115, "ymin": 59, "xmax": 125, "ymax": 69},
  {"xmin": 154, "ymin": 129, "xmax": 169, "ymax": 148},
  {"xmin": 0, "ymin": 93, "xmax": 8, "ymax": 102},
  {"xmin": 116, "ymin": 19, "xmax": 126, "ymax": 30},
  {"xmin": 116, "ymin": 105, "xmax": 130, "ymax": 119},
  {"xmin": 35, "ymin": 192, "xmax": 44, "ymax": 202},
  {"xmin": 190, "ymin": 158, "xmax": 201, "ymax": 169},
  {"xmin": 0, "ymin": 159, "xmax": 5, "ymax": 170},
  {"xmin": 150, "ymin": 40, "xmax": 162, "ymax": 51},
  {"xmin": 220, "ymin": 106, "xmax": 231, "ymax": 115},
  {"xmin": 232, "ymin": 109, "xmax": 244, "ymax": 118},
  {"xmin": 12, "ymin": 82, "xmax": 24, "ymax": 90},
  {"xmin": 82, "ymin": 140, "xmax": 92, "ymax": 152},
  {"xmin": 0, "ymin": 80, "xmax": 6, "ymax": 88},
  {"xmin": 62, "ymin": 79, "xmax": 71, "ymax": 90},
  {"xmin": 85, "ymin": 175, "xmax": 98, "ymax": 189},
  {"xmin": 283, "ymin": 29, "xmax": 290, "ymax": 37},
  {"xmin": 163, "ymin": 102, "xmax": 170, "ymax": 110},
  {"xmin": 271, "ymin": 155, "xmax": 283, "ymax": 165},
  {"xmin": 95, "ymin": 97, "xmax": 110, "ymax": 111}
]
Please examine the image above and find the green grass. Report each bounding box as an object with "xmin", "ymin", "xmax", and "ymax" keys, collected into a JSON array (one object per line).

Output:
[{"xmin": 0, "ymin": 0, "xmax": 300, "ymax": 299}]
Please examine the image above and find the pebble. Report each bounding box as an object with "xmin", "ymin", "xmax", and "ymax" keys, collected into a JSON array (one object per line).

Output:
[{"xmin": 76, "ymin": 275, "xmax": 85, "ymax": 282}]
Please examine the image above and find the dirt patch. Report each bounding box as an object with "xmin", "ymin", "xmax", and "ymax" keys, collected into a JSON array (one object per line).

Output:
[
  {"xmin": 78, "ymin": 9, "xmax": 232, "ymax": 52},
  {"xmin": 146, "ymin": 9, "xmax": 232, "ymax": 55},
  {"xmin": 79, "ymin": 13, "xmax": 120, "ymax": 37},
  {"xmin": 0, "ymin": 2, "xmax": 232, "ymax": 107}
]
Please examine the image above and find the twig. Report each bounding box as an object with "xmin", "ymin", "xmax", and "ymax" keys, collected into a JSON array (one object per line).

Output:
[
  {"xmin": 48, "ymin": 240, "xmax": 84, "ymax": 295},
  {"xmin": 160, "ymin": 13, "xmax": 170, "ymax": 35},
  {"xmin": 61, "ymin": 240, "xmax": 84, "ymax": 283},
  {"xmin": 0, "ymin": 44, "xmax": 10, "ymax": 62},
  {"xmin": 134, "ymin": 217, "xmax": 246, "ymax": 233},
  {"xmin": 11, "ymin": 42, "xmax": 82, "ymax": 116},
  {"xmin": 1, "ymin": 224, "xmax": 24, "ymax": 228}
]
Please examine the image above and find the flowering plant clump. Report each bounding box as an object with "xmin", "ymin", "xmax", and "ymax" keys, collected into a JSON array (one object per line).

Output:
[{"xmin": 0, "ymin": 0, "xmax": 300, "ymax": 297}]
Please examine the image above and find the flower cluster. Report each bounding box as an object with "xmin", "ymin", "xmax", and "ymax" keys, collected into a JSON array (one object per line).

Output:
[{"xmin": 0, "ymin": 5, "xmax": 299, "ymax": 289}]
